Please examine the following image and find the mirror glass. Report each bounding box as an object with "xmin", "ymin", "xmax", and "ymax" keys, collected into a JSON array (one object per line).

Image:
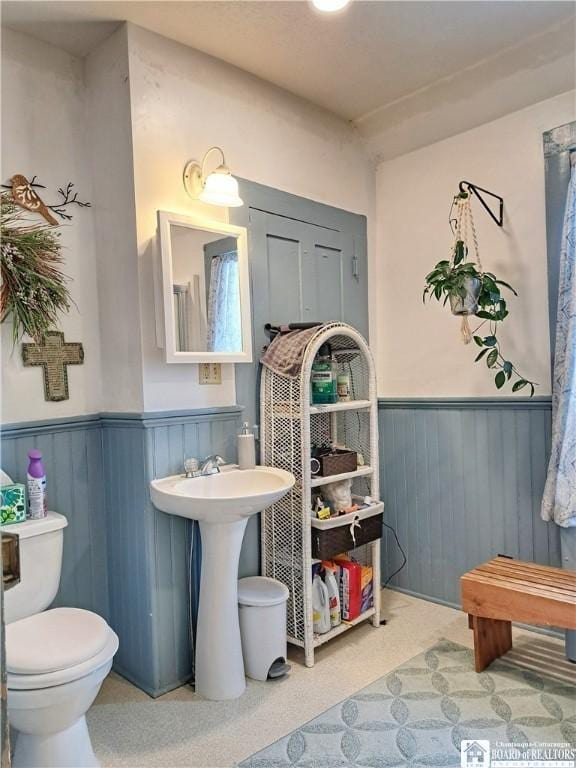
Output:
[
  {"xmin": 171, "ymin": 226, "xmax": 241, "ymax": 353},
  {"xmin": 159, "ymin": 212, "xmax": 252, "ymax": 363}
]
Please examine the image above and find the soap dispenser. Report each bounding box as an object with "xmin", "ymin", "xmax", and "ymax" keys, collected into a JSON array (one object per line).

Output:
[{"xmin": 238, "ymin": 422, "xmax": 256, "ymax": 470}]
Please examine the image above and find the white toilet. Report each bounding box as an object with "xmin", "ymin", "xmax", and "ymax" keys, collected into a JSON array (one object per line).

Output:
[{"xmin": 4, "ymin": 511, "xmax": 118, "ymax": 768}]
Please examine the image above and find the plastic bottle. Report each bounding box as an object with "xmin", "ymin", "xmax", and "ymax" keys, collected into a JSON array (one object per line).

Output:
[
  {"xmin": 238, "ymin": 422, "xmax": 256, "ymax": 470},
  {"xmin": 27, "ymin": 449, "xmax": 47, "ymax": 520},
  {"xmin": 337, "ymin": 372, "xmax": 351, "ymax": 402},
  {"xmin": 311, "ymin": 344, "xmax": 337, "ymax": 405},
  {"xmin": 323, "ymin": 564, "xmax": 341, "ymax": 627},
  {"xmin": 312, "ymin": 574, "xmax": 331, "ymax": 634}
]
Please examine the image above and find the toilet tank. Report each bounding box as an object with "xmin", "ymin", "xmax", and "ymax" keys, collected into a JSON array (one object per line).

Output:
[{"xmin": 4, "ymin": 512, "xmax": 68, "ymax": 624}]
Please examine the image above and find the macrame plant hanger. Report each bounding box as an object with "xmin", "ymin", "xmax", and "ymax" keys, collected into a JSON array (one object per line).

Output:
[{"xmin": 453, "ymin": 193, "xmax": 482, "ymax": 344}]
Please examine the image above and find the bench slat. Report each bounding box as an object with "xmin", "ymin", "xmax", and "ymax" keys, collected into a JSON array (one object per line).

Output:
[
  {"xmin": 474, "ymin": 564, "xmax": 576, "ymax": 595},
  {"xmin": 485, "ymin": 558, "xmax": 575, "ymax": 581},
  {"xmin": 490, "ymin": 557, "xmax": 576, "ymax": 583}
]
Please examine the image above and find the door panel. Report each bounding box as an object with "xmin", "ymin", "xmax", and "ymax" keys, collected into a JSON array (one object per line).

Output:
[
  {"xmin": 313, "ymin": 245, "xmax": 343, "ymax": 323},
  {"xmin": 266, "ymin": 235, "xmax": 302, "ymax": 323}
]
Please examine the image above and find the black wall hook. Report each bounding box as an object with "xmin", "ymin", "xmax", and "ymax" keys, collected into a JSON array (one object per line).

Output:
[{"xmin": 458, "ymin": 180, "xmax": 504, "ymax": 227}]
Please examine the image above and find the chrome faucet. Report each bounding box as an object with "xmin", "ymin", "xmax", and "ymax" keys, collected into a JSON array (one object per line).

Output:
[
  {"xmin": 183, "ymin": 455, "xmax": 226, "ymax": 478},
  {"xmin": 199, "ymin": 454, "xmax": 226, "ymax": 476}
]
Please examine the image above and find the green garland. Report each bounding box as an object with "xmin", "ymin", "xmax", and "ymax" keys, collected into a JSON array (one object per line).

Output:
[{"xmin": 1, "ymin": 191, "xmax": 72, "ymax": 345}]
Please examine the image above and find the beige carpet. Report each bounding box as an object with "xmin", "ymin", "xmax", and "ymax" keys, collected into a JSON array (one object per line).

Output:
[{"xmin": 88, "ymin": 591, "xmax": 573, "ymax": 768}]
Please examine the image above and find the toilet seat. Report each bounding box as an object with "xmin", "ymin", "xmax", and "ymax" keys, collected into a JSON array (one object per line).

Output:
[{"xmin": 7, "ymin": 608, "xmax": 118, "ymax": 691}]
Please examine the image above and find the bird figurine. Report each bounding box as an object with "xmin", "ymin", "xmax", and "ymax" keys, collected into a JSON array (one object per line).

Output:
[{"xmin": 9, "ymin": 174, "xmax": 58, "ymax": 225}]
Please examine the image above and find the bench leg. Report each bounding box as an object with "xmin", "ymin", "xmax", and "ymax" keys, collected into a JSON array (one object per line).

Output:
[{"xmin": 470, "ymin": 615, "xmax": 512, "ymax": 672}]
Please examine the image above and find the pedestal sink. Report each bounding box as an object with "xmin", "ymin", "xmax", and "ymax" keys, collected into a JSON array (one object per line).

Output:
[{"xmin": 150, "ymin": 465, "xmax": 294, "ymax": 700}]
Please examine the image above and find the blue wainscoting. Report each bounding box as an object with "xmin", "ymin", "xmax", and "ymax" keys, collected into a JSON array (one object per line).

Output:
[
  {"xmin": 1, "ymin": 407, "xmax": 242, "ymax": 698},
  {"xmin": 1, "ymin": 416, "xmax": 109, "ymax": 620},
  {"xmin": 378, "ymin": 397, "xmax": 559, "ymax": 609},
  {"xmin": 101, "ymin": 407, "xmax": 242, "ymax": 697}
]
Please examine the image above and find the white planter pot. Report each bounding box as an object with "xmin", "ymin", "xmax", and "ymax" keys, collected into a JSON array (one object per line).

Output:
[{"xmin": 449, "ymin": 277, "xmax": 481, "ymax": 316}]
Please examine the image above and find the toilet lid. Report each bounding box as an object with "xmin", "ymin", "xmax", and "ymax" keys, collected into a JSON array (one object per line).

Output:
[{"xmin": 6, "ymin": 607, "xmax": 111, "ymax": 675}]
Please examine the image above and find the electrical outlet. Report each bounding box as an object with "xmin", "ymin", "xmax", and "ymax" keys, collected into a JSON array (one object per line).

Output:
[{"xmin": 199, "ymin": 363, "xmax": 222, "ymax": 385}]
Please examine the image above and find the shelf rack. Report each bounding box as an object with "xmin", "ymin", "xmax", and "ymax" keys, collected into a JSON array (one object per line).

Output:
[{"xmin": 260, "ymin": 322, "xmax": 381, "ymax": 667}]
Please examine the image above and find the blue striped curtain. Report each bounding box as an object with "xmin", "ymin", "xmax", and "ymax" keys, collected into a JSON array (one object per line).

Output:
[{"xmin": 542, "ymin": 156, "xmax": 576, "ymax": 527}]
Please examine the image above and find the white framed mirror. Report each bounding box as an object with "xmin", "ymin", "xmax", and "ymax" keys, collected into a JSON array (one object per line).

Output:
[{"xmin": 158, "ymin": 211, "xmax": 252, "ymax": 363}]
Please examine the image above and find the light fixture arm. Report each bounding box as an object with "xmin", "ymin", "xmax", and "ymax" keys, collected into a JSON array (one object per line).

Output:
[{"xmin": 200, "ymin": 146, "xmax": 227, "ymax": 179}]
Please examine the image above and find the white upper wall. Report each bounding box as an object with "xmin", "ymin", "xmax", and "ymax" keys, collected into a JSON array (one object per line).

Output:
[
  {"xmin": 1, "ymin": 27, "xmax": 101, "ymax": 423},
  {"xmin": 85, "ymin": 25, "xmax": 142, "ymax": 413},
  {"xmin": 126, "ymin": 24, "xmax": 376, "ymax": 412},
  {"xmin": 3, "ymin": 21, "xmax": 571, "ymax": 419},
  {"xmin": 375, "ymin": 91, "xmax": 575, "ymax": 398}
]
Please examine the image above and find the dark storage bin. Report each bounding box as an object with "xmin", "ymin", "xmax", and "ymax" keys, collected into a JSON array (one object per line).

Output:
[
  {"xmin": 314, "ymin": 449, "xmax": 357, "ymax": 477},
  {"xmin": 311, "ymin": 509, "xmax": 383, "ymax": 560}
]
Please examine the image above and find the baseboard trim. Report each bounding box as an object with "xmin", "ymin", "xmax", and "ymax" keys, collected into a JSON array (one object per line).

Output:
[
  {"xmin": 386, "ymin": 585, "xmax": 562, "ymax": 639},
  {"xmin": 111, "ymin": 664, "xmax": 194, "ymax": 699}
]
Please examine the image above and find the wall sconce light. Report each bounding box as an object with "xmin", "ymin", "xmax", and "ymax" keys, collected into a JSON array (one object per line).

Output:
[
  {"xmin": 183, "ymin": 147, "xmax": 244, "ymax": 207},
  {"xmin": 311, "ymin": 0, "xmax": 350, "ymax": 11}
]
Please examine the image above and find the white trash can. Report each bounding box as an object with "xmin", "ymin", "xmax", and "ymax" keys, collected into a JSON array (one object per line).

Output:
[{"xmin": 238, "ymin": 576, "xmax": 291, "ymax": 681}]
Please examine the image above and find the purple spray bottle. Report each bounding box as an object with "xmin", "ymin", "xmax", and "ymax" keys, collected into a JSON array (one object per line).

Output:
[{"xmin": 27, "ymin": 449, "xmax": 47, "ymax": 519}]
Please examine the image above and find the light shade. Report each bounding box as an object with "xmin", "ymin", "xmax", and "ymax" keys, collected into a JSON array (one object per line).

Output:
[
  {"xmin": 199, "ymin": 166, "xmax": 244, "ymax": 208},
  {"xmin": 311, "ymin": 0, "xmax": 350, "ymax": 11}
]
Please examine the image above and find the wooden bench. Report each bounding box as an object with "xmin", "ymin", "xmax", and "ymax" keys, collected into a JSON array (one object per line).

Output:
[{"xmin": 461, "ymin": 556, "xmax": 576, "ymax": 672}]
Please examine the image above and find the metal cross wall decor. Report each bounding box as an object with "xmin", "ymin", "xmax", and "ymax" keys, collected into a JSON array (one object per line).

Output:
[{"xmin": 22, "ymin": 331, "xmax": 84, "ymax": 402}]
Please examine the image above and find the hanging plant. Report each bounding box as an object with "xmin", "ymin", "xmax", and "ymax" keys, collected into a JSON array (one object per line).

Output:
[
  {"xmin": 1, "ymin": 191, "xmax": 72, "ymax": 345},
  {"xmin": 423, "ymin": 190, "xmax": 537, "ymax": 395}
]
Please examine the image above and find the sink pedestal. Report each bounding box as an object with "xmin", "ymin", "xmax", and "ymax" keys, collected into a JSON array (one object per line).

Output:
[
  {"xmin": 150, "ymin": 465, "xmax": 295, "ymax": 701},
  {"xmin": 195, "ymin": 518, "xmax": 248, "ymax": 700}
]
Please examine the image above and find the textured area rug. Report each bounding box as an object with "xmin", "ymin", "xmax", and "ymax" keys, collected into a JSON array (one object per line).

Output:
[{"xmin": 240, "ymin": 639, "xmax": 575, "ymax": 767}]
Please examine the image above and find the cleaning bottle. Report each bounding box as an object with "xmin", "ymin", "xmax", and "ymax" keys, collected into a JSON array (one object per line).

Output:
[
  {"xmin": 311, "ymin": 343, "xmax": 337, "ymax": 405},
  {"xmin": 312, "ymin": 573, "xmax": 331, "ymax": 634},
  {"xmin": 323, "ymin": 562, "xmax": 341, "ymax": 627},
  {"xmin": 237, "ymin": 422, "xmax": 256, "ymax": 470},
  {"xmin": 27, "ymin": 449, "xmax": 47, "ymax": 520}
]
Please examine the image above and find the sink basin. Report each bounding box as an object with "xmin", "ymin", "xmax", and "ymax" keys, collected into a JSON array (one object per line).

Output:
[
  {"xmin": 150, "ymin": 465, "xmax": 294, "ymax": 523},
  {"xmin": 150, "ymin": 465, "xmax": 294, "ymax": 701}
]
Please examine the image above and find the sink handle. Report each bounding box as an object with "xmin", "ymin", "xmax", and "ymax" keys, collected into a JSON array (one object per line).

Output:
[{"xmin": 184, "ymin": 457, "xmax": 200, "ymax": 478}]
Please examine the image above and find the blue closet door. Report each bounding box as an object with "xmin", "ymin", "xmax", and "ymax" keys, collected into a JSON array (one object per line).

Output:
[{"xmin": 250, "ymin": 209, "xmax": 367, "ymax": 341}]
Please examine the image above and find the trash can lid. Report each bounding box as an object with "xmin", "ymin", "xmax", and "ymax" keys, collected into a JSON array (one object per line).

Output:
[{"xmin": 238, "ymin": 576, "xmax": 289, "ymax": 606}]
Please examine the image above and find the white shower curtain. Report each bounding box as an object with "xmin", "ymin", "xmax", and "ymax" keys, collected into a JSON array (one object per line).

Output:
[
  {"xmin": 541, "ymin": 154, "xmax": 576, "ymax": 527},
  {"xmin": 206, "ymin": 251, "xmax": 241, "ymax": 353}
]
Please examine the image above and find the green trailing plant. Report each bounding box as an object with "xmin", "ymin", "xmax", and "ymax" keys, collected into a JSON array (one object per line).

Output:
[
  {"xmin": 423, "ymin": 193, "xmax": 537, "ymax": 395},
  {"xmin": 1, "ymin": 191, "xmax": 72, "ymax": 345}
]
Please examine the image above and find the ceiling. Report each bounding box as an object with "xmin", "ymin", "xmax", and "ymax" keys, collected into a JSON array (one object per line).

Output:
[{"xmin": 2, "ymin": 1, "xmax": 574, "ymax": 123}]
